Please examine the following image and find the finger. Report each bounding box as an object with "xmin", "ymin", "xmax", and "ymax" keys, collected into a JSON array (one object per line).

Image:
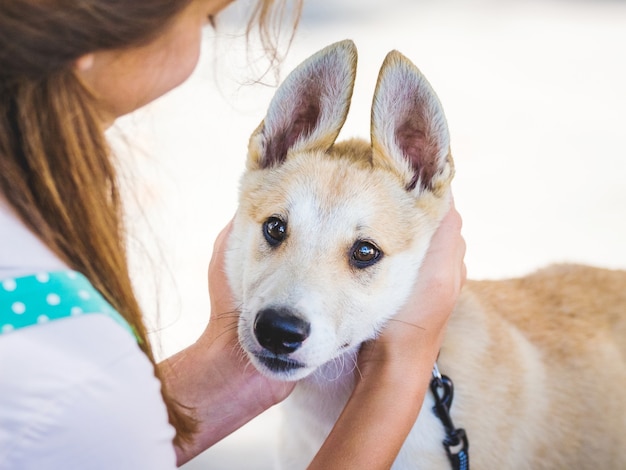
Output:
[
  {"xmin": 210, "ymin": 219, "xmax": 234, "ymax": 266},
  {"xmin": 208, "ymin": 218, "xmax": 237, "ymax": 315}
]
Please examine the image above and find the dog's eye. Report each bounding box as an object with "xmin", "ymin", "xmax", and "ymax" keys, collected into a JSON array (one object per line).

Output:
[
  {"xmin": 351, "ymin": 241, "xmax": 381, "ymax": 268},
  {"xmin": 263, "ymin": 217, "xmax": 287, "ymax": 246}
]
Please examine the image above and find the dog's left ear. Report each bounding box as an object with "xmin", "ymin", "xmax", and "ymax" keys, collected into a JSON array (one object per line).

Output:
[
  {"xmin": 371, "ymin": 51, "xmax": 453, "ymax": 195},
  {"xmin": 247, "ymin": 40, "xmax": 358, "ymax": 170}
]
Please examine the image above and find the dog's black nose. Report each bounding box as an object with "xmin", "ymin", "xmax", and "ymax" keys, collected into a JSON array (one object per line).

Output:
[{"xmin": 254, "ymin": 308, "xmax": 310, "ymax": 355}]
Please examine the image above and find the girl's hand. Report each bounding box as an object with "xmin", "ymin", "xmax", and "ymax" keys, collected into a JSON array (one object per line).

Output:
[
  {"xmin": 203, "ymin": 220, "xmax": 295, "ymax": 408},
  {"xmin": 165, "ymin": 220, "xmax": 294, "ymax": 466},
  {"xmin": 358, "ymin": 198, "xmax": 466, "ymax": 380}
]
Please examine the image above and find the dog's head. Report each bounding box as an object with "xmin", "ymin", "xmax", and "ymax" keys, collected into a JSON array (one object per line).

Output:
[{"xmin": 226, "ymin": 40, "xmax": 453, "ymax": 381}]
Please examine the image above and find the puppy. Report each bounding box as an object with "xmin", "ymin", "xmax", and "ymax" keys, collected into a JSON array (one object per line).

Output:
[{"xmin": 225, "ymin": 40, "xmax": 626, "ymax": 469}]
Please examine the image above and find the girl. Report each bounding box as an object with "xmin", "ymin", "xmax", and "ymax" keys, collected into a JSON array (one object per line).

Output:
[{"xmin": 0, "ymin": 0, "xmax": 465, "ymax": 468}]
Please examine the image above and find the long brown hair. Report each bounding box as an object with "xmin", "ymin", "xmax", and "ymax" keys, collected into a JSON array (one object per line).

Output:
[{"xmin": 0, "ymin": 0, "xmax": 300, "ymax": 446}]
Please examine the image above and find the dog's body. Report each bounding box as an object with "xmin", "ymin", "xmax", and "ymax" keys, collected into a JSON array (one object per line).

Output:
[{"xmin": 225, "ymin": 40, "xmax": 626, "ymax": 468}]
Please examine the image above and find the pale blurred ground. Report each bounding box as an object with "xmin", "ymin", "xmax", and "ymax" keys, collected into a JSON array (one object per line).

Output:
[{"xmin": 108, "ymin": 0, "xmax": 626, "ymax": 468}]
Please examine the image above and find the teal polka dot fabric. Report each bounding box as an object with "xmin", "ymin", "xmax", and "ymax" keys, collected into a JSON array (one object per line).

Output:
[{"xmin": 0, "ymin": 270, "xmax": 136, "ymax": 340}]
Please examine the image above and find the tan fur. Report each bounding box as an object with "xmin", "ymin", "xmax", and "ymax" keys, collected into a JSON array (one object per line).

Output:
[
  {"xmin": 225, "ymin": 40, "xmax": 626, "ymax": 469},
  {"xmin": 439, "ymin": 265, "xmax": 626, "ymax": 468}
]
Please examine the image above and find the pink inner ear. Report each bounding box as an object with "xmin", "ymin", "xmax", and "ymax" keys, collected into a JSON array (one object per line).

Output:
[
  {"xmin": 395, "ymin": 118, "xmax": 438, "ymax": 191},
  {"xmin": 262, "ymin": 97, "xmax": 321, "ymax": 169}
]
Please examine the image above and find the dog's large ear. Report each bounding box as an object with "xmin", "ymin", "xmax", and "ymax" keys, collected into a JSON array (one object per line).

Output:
[
  {"xmin": 247, "ymin": 40, "xmax": 357, "ymax": 170},
  {"xmin": 371, "ymin": 51, "xmax": 453, "ymax": 195}
]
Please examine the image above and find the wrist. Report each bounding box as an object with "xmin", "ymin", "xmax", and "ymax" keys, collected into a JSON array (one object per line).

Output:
[
  {"xmin": 358, "ymin": 320, "xmax": 443, "ymax": 385},
  {"xmin": 161, "ymin": 335, "xmax": 290, "ymax": 465}
]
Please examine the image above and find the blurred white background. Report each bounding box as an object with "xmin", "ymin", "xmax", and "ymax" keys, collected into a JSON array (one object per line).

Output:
[{"xmin": 108, "ymin": 0, "xmax": 626, "ymax": 468}]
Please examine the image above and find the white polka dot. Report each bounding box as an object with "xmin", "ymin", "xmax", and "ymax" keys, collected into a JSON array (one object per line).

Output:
[
  {"xmin": 37, "ymin": 315, "xmax": 49, "ymax": 324},
  {"xmin": 71, "ymin": 307, "xmax": 83, "ymax": 316},
  {"xmin": 12, "ymin": 302, "xmax": 26, "ymax": 314},
  {"xmin": 2, "ymin": 279, "xmax": 16, "ymax": 292},
  {"xmin": 67, "ymin": 272, "xmax": 77, "ymax": 280},
  {"xmin": 2, "ymin": 324, "xmax": 14, "ymax": 333},
  {"xmin": 36, "ymin": 272, "xmax": 50, "ymax": 283},
  {"xmin": 46, "ymin": 293, "xmax": 61, "ymax": 306},
  {"xmin": 78, "ymin": 290, "xmax": 90, "ymax": 300}
]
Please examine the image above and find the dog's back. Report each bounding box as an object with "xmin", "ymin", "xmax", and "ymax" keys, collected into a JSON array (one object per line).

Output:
[{"xmin": 432, "ymin": 264, "xmax": 626, "ymax": 469}]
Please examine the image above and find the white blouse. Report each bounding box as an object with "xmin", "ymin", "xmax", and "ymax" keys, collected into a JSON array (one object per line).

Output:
[{"xmin": 0, "ymin": 200, "xmax": 177, "ymax": 469}]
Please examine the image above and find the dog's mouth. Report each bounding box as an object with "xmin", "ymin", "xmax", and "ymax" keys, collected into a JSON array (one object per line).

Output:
[{"xmin": 255, "ymin": 353, "xmax": 305, "ymax": 374}]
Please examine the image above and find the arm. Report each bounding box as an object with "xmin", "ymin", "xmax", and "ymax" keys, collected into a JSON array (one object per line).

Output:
[
  {"xmin": 308, "ymin": 201, "xmax": 466, "ymax": 469},
  {"xmin": 160, "ymin": 222, "xmax": 294, "ymax": 466}
]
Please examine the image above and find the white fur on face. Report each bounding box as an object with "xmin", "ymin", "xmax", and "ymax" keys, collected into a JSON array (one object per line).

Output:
[{"xmin": 228, "ymin": 151, "xmax": 440, "ymax": 381}]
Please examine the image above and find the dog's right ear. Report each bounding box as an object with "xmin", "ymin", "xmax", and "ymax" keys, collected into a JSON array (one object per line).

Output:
[{"xmin": 247, "ymin": 40, "xmax": 357, "ymax": 170}]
